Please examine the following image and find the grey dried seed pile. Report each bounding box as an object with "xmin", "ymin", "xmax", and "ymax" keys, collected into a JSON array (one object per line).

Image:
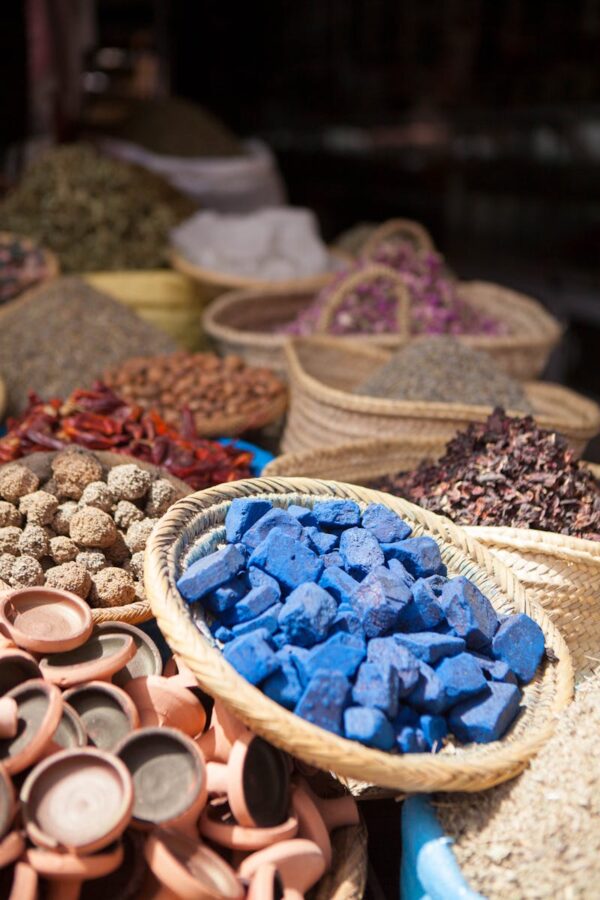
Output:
[
  {"xmin": 355, "ymin": 337, "xmax": 532, "ymax": 411},
  {"xmin": 437, "ymin": 676, "xmax": 600, "ymax": 899},
  {"xmin": 0, "ymin": 277, "xmax": 175, "ymax": 416}
]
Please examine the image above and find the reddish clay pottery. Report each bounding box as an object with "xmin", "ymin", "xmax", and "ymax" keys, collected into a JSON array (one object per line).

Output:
[
  {"xmin": 247, "ymin": 863, "xmax": 284, "ymax": 900},
  {"xmin": 75, "ymin": 829, "xmax": 147, "ymax": 900},
  {"xmin": 144, "ymin": 828, "xmax": 244, "ymax": 900},
  {"xmin": 206, "ymin": 733, "xmax": 290, "ymax": 829},
  {"xmin": 238, "ymin": 839, "xmax": 326, "ymax": 895},
  {"xmin": 123, "ymin": 675, "xmax": 206, "ymax": 736},
  {"xmin": 0, "ymin": 829, "xmax": 25, "ymax": 868},
  {"xmin": 116, "ymin": 726, "xmax": 207, "ymax": 835},
  {"xmin": 0, "ymin": 697, "xmax": 18, "ymax": 739},
  {"xmin": 63, "ymin": 682, "xmax": 139, "ymax": 752},
  {"xmin": 0, "ymin": 679, "xmax": 63, "ymax": 774},
  {"xmin": 197, "ymin": 701, "xmax": 250, "ymax": 763},
  {"xmin": 7, "ymin": 861, "xmax": 38, "ymax": 900},
  {"xmin": 0, "ymin": 763, "xmax": 15, "ymax": 838},
  {"xmin": 20, "ymin": 747, "xmax": 133, "ymax": 854},
  {"xmin": 0, "ymin": 587, "xmax": 93, "ymax": 655},
  {"xmin": 200, "ymin": 797, "xmax": 298, "ymax": 851},
  {"xmin": 41, "ymin": 702, "xmax": 88, "ymax": 757},
  {"xmin": 0, "ymin": 649, "xmax": 41, "ymax": 695},
  {"xmin": 291, "ymin": 781, "xmax": 359, "ymax": 868},
  {"xmin": 95, "ymin": 622, "xmax": 163, "ymax": 686},
  {"xmin": 26, "ymin": 841, "xmax": 124, "ymax": 900},
  {"xmin": 40, "ymin": 633, "xmax": 136, "ymax": 688}
]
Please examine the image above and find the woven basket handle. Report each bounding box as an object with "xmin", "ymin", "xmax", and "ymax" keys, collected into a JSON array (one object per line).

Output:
[
  {"xmin": 316, "ymin": 263, "xmax": 411, "ymax": 336},
  {"xmin": 362, "ymin": 218, "xmax": 435, "ymax": 258}
]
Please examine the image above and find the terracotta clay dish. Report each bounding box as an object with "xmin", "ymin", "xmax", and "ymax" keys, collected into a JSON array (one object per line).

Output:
[
  {"xmin": 0, "ymin": 829, "xmax": 25, "ymax": 869},
  {"xmin": 196, "ymin": 700, "xmax": 250, "ymax": 763},
  {"xmin": 42, "ymin": 702, "xmax": 88, "ymax": 756},
  {"xmin": 39, "ymin": 633, "xmax": 136, "ymax": 688},
  {"xmin": 291, "ymin": 781, "xmax": 359, "ymax": 869},
  {"xmin": 20, "ymin": 747, "xmax": 134, "ymax": 854},
  {"xmin": 200, "ymin": 797, "xmax": 298, "ymax": 851},
  {"xmin": 26, "ymin": 840, "xmax": 124, "ymax": 884},
  {"xmin": 145, "ymin": 828, "xmax": 244, "ymax": 900},
  {"xmin": 64, "ymin": 682, "xmax": 139, "ymax": 752},
  {"xmin": 0, "ymin": 697, "xmax": 18, "ymax": 739},
  {"xmin": 7, "ymin": 861, "xmax": 38, "ymax": 900},
  {"xmin": 247, "ymin": 863, "xmax": 284, "ymax": 900},
  {"xmin": 75, "ymin": 829, "xmax": 147, "ymax": 900},
  {"xmin": 238, "ymin": 838, "xmax": 326, "ymax": 894},
  {"xmin": 0, "ymin": 587, "xmax": 93, "ymax": 655},
  {"xmin": 207, "ymin": 733, "xmax": 290, "ymax": 829},
  {"xmin": 0, "ymin": 679, "xmax": 63, "ymax": 774},
  {"xmin": 0, "ymin": 649, "xmax": 41, "ymax": 694},
  {"xmin": 116, "ymin": 726, "xmax": 207, "ymax": 834},
  {"xmin": 0, "ymin": 764, "xmax": 15, "ymax": 839},
  {"xmin": 96, "ymin": 622, "xmax": 163, "ymax": 686},
  {"xmin": 124, "ymin": 675, "xmax": 206, "ymax": 736},
  {"xmin": 164, "ymin": 655, "xmax": 215, "ymax": 728}
]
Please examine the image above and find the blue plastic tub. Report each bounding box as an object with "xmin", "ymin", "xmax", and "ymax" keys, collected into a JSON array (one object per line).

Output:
[{"xmin": 218, "ymin": 437, "xmax": 274, "ymax": 476}]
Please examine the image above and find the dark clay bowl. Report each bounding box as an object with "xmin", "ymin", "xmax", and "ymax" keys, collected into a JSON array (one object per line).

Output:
[
  {"xmin": 64, "ymin": 682, "xmax": 139, "ymax": 752},
  {"xmin": 95, "ymin": 622, "xmax": 163, "ymax": 686}
]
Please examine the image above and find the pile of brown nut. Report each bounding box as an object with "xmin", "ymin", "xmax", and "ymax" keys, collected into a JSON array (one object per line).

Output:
[{"xmin": 0, "ymin": 449, "xmax": 184, "ymax": 607}]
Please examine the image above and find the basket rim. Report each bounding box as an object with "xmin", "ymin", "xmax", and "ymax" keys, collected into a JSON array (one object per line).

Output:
[{"xmin": 145, "ymin": 476, "xmax": 574, "ymax": 793}]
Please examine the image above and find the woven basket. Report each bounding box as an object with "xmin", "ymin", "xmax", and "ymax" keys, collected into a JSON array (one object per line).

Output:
[
  {"xmin": 1, "ymin": 450, "xmax": 190, "ymax": 625},
  {"xmin": 0, "ymin": 376, "xmax": 5, "ymax": 423},
  {"xmin": 281, "ymin": 337, "xmax": 600, "ymax": 457},
  {"xmin": 145, "ymin": 476, "xmax": 573, "ymax": 793},
  {"xmin": 361, "ymin": 218, "xmax": 436, "ymax": 256},
  {"xmin": 85, "ymin": 270, "xmax": 209, "ymax": 351},
  {"xmin": 265, "ymin": 440, "xmax": 600, "ymax": 680}
]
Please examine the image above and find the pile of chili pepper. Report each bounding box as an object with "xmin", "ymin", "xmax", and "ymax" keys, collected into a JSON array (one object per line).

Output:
[{"xmin": 0, "ymin": 383, "xmax": 253, "ymax": 490}]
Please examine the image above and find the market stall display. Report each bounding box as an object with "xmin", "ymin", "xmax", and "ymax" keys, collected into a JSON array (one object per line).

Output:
[{"xmin": 0, "ymin": 233, "xmax": 58, "ymax": 305}]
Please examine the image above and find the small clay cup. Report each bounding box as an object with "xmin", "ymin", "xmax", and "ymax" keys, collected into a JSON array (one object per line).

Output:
[
  {"xmin": 291, "ymin": 781, "xmax": 359, "ymax": 868},
  {"xmin": 197, "ymin": 701, "xmax": 250, "ymax": 763},
  {"xmin": 7, "ymin": 861, "xmax": 38, "ymax": 900},
  {"xmin": 64, "ymin": 682, "xmax": 139, "ymax": 752},
  {"xmin": 207, "ymin": 733, "xmax": 290, "ymax": 829},
  {"xmin": 21, "ymin": 747, "xmax": 134, "ymax": 854},
  {"xmin": 95, "ymin": 622, "xmax": 163, "ymax": 686},
  {"xmin": 0, "ymin": 648, "xmax": 41, "ymax": 695},
  {"xmin": 0, "ymin": 763, "xmax": 15, "ymax": 839},
  {"xmin": 200, "ymin": 798, "xmax": 298, "ymax": 851},
  {"xmin": 144, "ymin": 828, "xmax": 244, "ymax": 900},
  {"xmin": 41, "ymin": 702, "xmax": 88, "ymax": 757},
  {"xmin": 0, "ymin": 587, "xmax": 93, "ymax": 655},
  {"xmin": 0, "ymin": 829, "xmax": 25, "ymax": 868},
  {"xmin": 123, "ymin": 675, "xmax": 206, "ymax": 736},
  {"xmin": 116, "ymin": 727, "xmax": 207, "ymax": 836},
  {"xmin": 26, "ymin": 841, "xmax": 124, "ymax": 900},
  {"xmin": 247, "ymin": 863, "xmax": 284, "ymax": 900},
  {"xmin": 164, "ymin": 655, "xmax": 214, "ymax": 728},
  {"xmin": 0, "ymin": 679, "xmax": 63, "ymax": 774},
  {"xmin": 40, "ymin": 633, "xmax": 136, "ymax": 688},
  {"xmin": 0, "ymin": 697, "xmax": 18, "ymax": 739},
  {"xmin": 238, "ymin": 839, "xmax": 326, "ymax": 894}
]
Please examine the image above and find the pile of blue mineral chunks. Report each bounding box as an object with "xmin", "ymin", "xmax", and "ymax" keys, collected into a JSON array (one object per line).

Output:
[{"xmin": 177, "ymin": 498, "xmax": 545, "ymax": 753}]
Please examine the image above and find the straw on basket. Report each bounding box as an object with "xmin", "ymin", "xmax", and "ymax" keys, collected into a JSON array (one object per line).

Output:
[
  {"xmin": 145, "ymin": 476, "xmax": 573, "ymax": 794},
  {"xmin": 361, "ymin": 218, "xmax": 435, "ymax": 256}
]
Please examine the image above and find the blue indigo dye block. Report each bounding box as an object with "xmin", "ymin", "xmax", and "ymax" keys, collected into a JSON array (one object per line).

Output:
[
  {"xmin": 230, "ymin": 606, "xmax": 280, "ymax": 638},
  {"xmin": 381, "ymin": 536, "xmax": 447, "ymax": 579},
  {"xmin": 263, "ymin": 660, "xmax": 304, "ymax": 709},
  {"xmin": 302, "ymin": 632, "xmax": 366, "ymax": 681},
  {"xmin": 177, "ymin": 544, "xmax": 245, "ymax": 602},
  {"xmin": 287, "ymin": 504, "xmax": 317, "ymax": 526},
  {"xmin": 448, "ymin": 681, "xmax": 521, "ymax": 744},
  {"xmin": 352, "ymin": 661, "xmax": 399, "ymax": 718},
  {"xmin": 361, "ymin": 503, "xmax": 412, "ymax": 543},
  {"xmin": 350, "ymin": 569, "xmax": 410, "ymax": 638},
  {"xmin": 367, "ymin": 638, "xmax": 420, "ymax": 695},
  {"xmin": 278, "ymin": 582, "xmax": 337, "ymax": 647},
  {"xmin": 387, "ymin": 558, "xmax": 415, "ymax": 588},
  {"xmin": 409, "ymin": 576, "xmax": 446, "ymax": 629},
  {"xmin": 472, "ymin": 653, "xmax": 517, "ymax": 684},
  {"xmin": 249, "ymin": 530, "xmax": 323, "ymax": 591},
  {"xmin": 491, "ymin": 613, "xmax": 545, "ymax": 683},
  {"xmin": 312, "ymin": 500, "xmax": 361, "ymax": 529},
  {"xmin": 247, "ymin": 567, "xmax": 281, "ymax": 599},
  {"xmin": 221, "ymin": 582, "xmax": 280, "ymax": 625},
  {"xmin": 318, "ymin": 566, "xmax": 359, "ymax": 606},
  {"xmin": 241, "ymin": 508, "xmax": 303, "ymax": 550},
  {"xmin": 407, "ymin": 662, "xmax": 448, "ymax": 714},
  {"xmin": 396, "ymin": 726, "xmax": 428, "ymax": 754},
  {"xmin": 225, "ymin": 498, "xmax": 272, "ymax": 543},
  {"xmin": 276, "ymin": 645, "xmax": 310, "ymax": 685},
  {"xmin": 435, "ymin": 652, "xmax": 488, "ymax": 706},
  {"xmin": 304, "ymin": 526, "xmax": 339, "ymax": 555},
  {"xmin": 419, "ymin": 714, "xmax": 448, "ymax": 751},
  {"xmin": 209, "ymin": 621, "xmax": 234, "ymax": 644},
  {"xmin": 322, "ymin": 551, "xmax": 344, "ymax": 568},
  {"xmin": 223, "ymin": 629, "xmax": 279, "ymax": 685},
  {"xmin": 395, "ymin": 632, "xmax": 465, "ymax": 665},
  {"xmin": 204, "ymin": 574, "xmax": 248, "ymax": 614},
  {"xmin": 295, "ymin": 670, "xmax": 351, "ymax": 736},
  {"xmin": 440, "ymin": 576, "xmax": 499, "ymax": 650},
  {"xmin": 339, "ymin": 527, "xmax": 385, "ymax": 577},
  {"xmin": 392, "ymin": 706, "xmax": 419, "ymax": 731},
  {"xmin": 331, "ymin": 607, "xmax": 365, "ymax": 639},
  {"xmin": 344, "ymin": 706, "xmax": 395, "ymax": 750}
]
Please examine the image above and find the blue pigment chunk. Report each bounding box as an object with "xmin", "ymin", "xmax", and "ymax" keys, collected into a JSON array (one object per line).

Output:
[
  {"xmin": 381, "ymin": 536, "xmax": 447, "ymax": 579},
  {"xmin": 225, "ymin": 499, "xmax": 272, "ymax": 543},
  {"xmin": 304, "ymin": 527, "xmax": 339, "ymax": 555},
  {"xmin": 435, "ymin": 652, "xmax": 488, "ymax": 706},
  {"xmin": 440, "ymin": 576, "xmax": 499, "ymax": 650},
  {"xmin": 223, "ymin": 630, "xmax": 279, "ymax": 684},
  {"xmin": 472, "ymin": 653, "xmax": 517, "ymax": 684},
  {"xmin": 367, "ymin": 638, "xmax": 420, "ymax": 695},
  {"xmin": 361, "ymin": 503, "xmax": 412, "ymax": 543},
  {"xmin": 247, "ymin": 567, "xmax": 281, "ymax": 599},
  {"xmin": 278, "ymin": 582, "xmax": 337, "ymax": 648},
  {"xmin": 339, "ymin": 528, "xmax": 385, "ymax": 577},
  {"xmin": 318, "ymin": 566, "xmax": 359, "ymax": 605},
  {"xmin": 396, "ymin": 726, "xmax": 428, "ymax": 754},
  {"xmin": 230, "ymin": 606, "xmax": 280, "ymax": 638},
  {"xmin": 344, "ymin": 706, "xmax": 395, "ymax": 750},
  {"xmin": 387, "ymin": 558, "xmax": 415, "ymax": 588},
  {"xmin": 204, "ymin": 574, "xmax": 248, "ymax": 614},
  {"xmin": 394, "ymin": 632, "xmax": 465, "ymax": 665},
  {"xmin": 352, "ymin": 661, "xmax": 399, "ymax": 718},
  {"xmin": 241, "ymin": 508, "xmax": 303, "ymax": 550},
  {"xmin": 263, "ymin": 660, "xmax": 304, "ymax": 709},
  {"xmin": 295, "ymin": 670, "xmax": 351, "ymax": 736},
  {"xmin": 222, "ymin": 583, "xmax": 281, "ymax": 625},
  {"xmin": 350, "ymin": 579, "xmax": 409, "ymax": 639},
  {"xmin": 249, "ymin": 530, "xmax": 323, "ymax": 592},
  {"xmin": 407, "ymin": 662, "xmax": 447, "ymax": 714},
  {"xmin": 287, "ymin": 504, "xmax": 317, "ymax": 526},
  {"xmin": 312, "ymin": 500, "xmax": 361, "ymax": 529},
  {"xmin": 322, "ymin": 551, "xmax": 344, "ymax": 568},
  {"xmin": 177, "ymin": 544, "xmax": 245, "ymax": 602},
  {"xmin": 301, "ymin": 632, "xmax": 366, "ymax": 682},
  {"xmin": 409, "ymin": 576, "xmax": 446, "ymax": 629},
  {"xmin": 331, "ymin": 608, "xmax": 365, "ymax": 639},
  {"xmin": 209, "ymin": 621, "xmax": 234, "ymax": 644},
  {"xmin": 491, "ymin": 613, "xmax": 545, "ymax": 683},
  {"xmin": 448, "ymin": 681, "xmax": 521, "ymax": 744},
  {"xmin": 419, "ymin": 714, "xmax": 448, "ymax": 751}
]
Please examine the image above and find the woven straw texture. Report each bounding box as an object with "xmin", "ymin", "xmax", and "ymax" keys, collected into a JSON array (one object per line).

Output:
[
  {"xmin": 265, "ymin": 440, "xmax": 600, "ymax": 680},
  {"xmin": 281, "ymin": 337, "xmax": 600, "ymax": 457},
  {"xmin": 145, "ymin": 476, "xmax": 573, "ymax": 793},
  {"xmin": 0, "ymin": 450, "xmax": 190, "ymax": 625},
  {"xmin": 312, "ymin": 820, "xmax": 368, "ymax": 900},
  {"xmin": 361, "ymin": 218, "xmax": 435, "ymax": 256}
]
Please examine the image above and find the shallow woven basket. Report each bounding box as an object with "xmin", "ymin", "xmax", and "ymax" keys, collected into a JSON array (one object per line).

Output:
[
  {"xmin": 145, "ymin": 476, "xmax": 573, "ymax": 793},
  {"xmin": 1, "ymin": 450, "xmax": 190, "ymax": 625},
  {"xmin": 281, "ymin": 337, "xmax": 600, "ymax": 457},
  {"xmin": 265, "ymin": 441, "xmax": 600, "ymax": 680}
]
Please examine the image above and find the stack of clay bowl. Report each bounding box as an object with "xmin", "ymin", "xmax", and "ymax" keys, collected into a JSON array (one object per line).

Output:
[{"xmin": 0, "ymin": 586, "xmax": 366, "ymax": 898}]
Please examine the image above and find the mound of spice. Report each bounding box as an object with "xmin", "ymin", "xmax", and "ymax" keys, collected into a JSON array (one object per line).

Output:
[
  {"xmin": 355, "ymin": 338, "xmax": 532, "ymax": 411},
  {"xmin": 0, "ymin": 144, "xmax": 194, "ymax": 272},
  {"xmin": 0, "ymin": 384, "xmax": 253, "ymax": 491},
  {"xmin": 0, "ymin": 233, "xmax": 53, "ymax": 304},
  {"xmin": 436, "ymin": 675, "xmax": 600, "ymax": 899},
  {"xmin": 381, "ymin": 410, "xmax": 600, "ymax": 539},
  {"xmin": 104, "ymin": 352, "xmax": 287, "ymax": 437},
  {"xmin": 0, "ymin": 449, "xmax": 185, "ymax": 606},
  {"xmin": 0, "ymin": 277, "xmax": 176, "ymax": 416}
]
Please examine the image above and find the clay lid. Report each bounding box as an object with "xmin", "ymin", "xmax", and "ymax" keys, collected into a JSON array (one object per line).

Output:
[
  {"xmin": 0, "ymin": 764, "xmax": 15, "ymax": 839},
  {"xmin": 0, "ymin": 679, "xmax": 63, "ymax": 774},
  {"xmin": 26, "ymin": 840, "xmax": 124, "ymax": 879},
  {"xmin": 247, "ymin": 863, "xmax": 284, "ymax": 900},
  {"xmin": 49, "ymin": 702, "xmax": 88, "ymax": 752},
  {"xmin": 0, "ymin": 649, "xmax": 41, "ymax": 695},
  {"xmin": 200, "ymin": 798, "xmax": 298, "ymax": 851},
  {"xmin": 238, "ymin": 839, "xmax": 326, "ymax": 894},
  {"xmin": 145, "ymin": 828, "xmax": 244, "ymax": 900},
  {"xmin": 123, "ymin": 675, "xmax": 206, "ymax": 736},
  {"xmin": 116, "ymin": 727, "xmax": 206, "ymax": 829},
  {"xmin": 0, "ymin": 829, "xmax": 25, "ymax": 869},
  {"xmin": 228, "ymin": 734, "xmax": 290, "ymax": 829},
  {"xmin": 20, "ymin": 747, "xmax": 134, "ymax": 854},
  {"xmin": 40, "ymin": 633, "xmax": 136, "ymax": 688},
  {"xmin": 0, "ymin": 587, "xmax": 93, "ymax": 655},
  {"xmin": 96, "ymin": 622, "xmax": 163, "ymax": 686},
  {"xmin": 290, "ymin": 785, "xmax": 331, "ymax": 869},
  {"xmin": 64, "ymin": 682, "xmax": 139, "ymax": 752}
]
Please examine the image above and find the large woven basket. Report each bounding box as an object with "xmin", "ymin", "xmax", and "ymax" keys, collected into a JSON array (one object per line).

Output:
[
  {"xmin": 1, "ymin": 450, "xmax": 190, "ymax": 625},
  {"xmin": 265, "ymin": 441, "xmax": 600, "ymax": 680},
  {"xmin": 281, "ymin": 337, "xmax": 600, "ymax": 457},
  {"xmin": 145, "ymin": 476, "xmax": 573, "ymax": 793}
]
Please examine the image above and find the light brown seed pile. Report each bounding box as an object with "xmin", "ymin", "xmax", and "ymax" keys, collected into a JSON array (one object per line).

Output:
[{"xmin": 436, "ymin": 676, "xmax": 600, "ymax": 899}]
